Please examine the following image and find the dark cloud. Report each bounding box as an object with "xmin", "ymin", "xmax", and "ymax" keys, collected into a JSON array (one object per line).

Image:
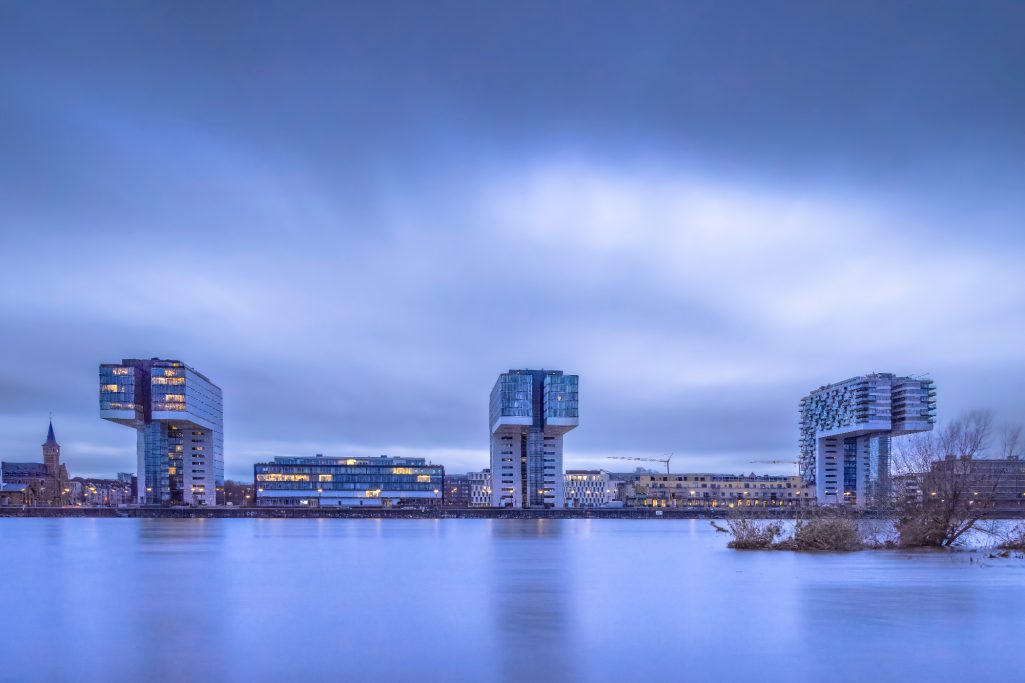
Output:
[{"xmin": 1, "ymin": 2, "xmax": 1024, "ymax": 480}]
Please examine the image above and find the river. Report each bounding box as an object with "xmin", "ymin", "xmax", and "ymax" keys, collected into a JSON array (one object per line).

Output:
[{"xmin": 0, "ymin": 518, "xmax": 1021, "ymax": 682}]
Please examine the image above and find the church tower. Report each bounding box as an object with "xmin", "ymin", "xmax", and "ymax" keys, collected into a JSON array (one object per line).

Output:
[{"xmin": 42, "ymin": 419, "xmax": 60, "ymax": 474}]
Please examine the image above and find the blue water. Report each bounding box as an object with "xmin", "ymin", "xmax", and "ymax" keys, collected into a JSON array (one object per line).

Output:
[{"xmin": 0, "ymin": 518, "xmax": 1021, "ymax": 683}]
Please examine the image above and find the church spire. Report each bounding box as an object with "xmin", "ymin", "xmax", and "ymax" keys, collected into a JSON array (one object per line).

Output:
[{"xmin": 44, "ymin": 417, "xmax": 58, "ymax": 446}]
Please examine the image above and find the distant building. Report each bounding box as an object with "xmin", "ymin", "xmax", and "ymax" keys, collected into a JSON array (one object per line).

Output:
[
  {"xmin": 0, "ymin": 483, "xmax": 31, "ymax": 506},
  {"xmin": 443, "ymin": 474, "xmax": 471, "ymax": 507},
  {"xmin": 490, "ymin": 369, "xmax": 579, "ymax": 508},
  {"xmin": 800, "ymin": 373, "xmax": 936, "ymax": 506},
  {"xmin": 117, "ymin": 472, "xmax": 138, "ymax": 501},
  {"xmin": 0, "ymin": 420, "xmax": 69, "ymax": 506},
  {"xmin": 254, "ymin": 455, "xmax": 444, "ymax": 507},
  {"xmin": 468, "ymin": 469, "xmax": 491, "ymax": 507},
  {"xmin": 223, "ymin": 480, "xmax": 254, "ymax": 507},
  {"xmin": 922, "ymin": 456, "xmax": 1025, "ymax": 515},
  {"xmin": 564, "ymin": 470, "xmax": 614, "ymax": 508},
  {"xmin": 99, "ymin": 358, "xmax": 224, "ymax": 505},
  {"xmin": 70, "ymin": 477, "xmax": 133, "ymax": 506},
  {"xmin": 637, "ymin": 473, "xmax": 812, "ymax": 508}
]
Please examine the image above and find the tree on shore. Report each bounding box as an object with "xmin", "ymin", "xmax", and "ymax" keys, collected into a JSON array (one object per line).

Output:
[
  {"xmin": 715, "ymin": 411, "xmax": 1023, "ymax": 552},
  {"xmin": 892, "ymin": 411, "xmax": 1018, "ymax": 548}
]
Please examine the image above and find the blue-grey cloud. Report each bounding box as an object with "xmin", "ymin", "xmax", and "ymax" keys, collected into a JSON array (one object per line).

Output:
[{"xmin": 1, "ymin": 1, "xmax": 1023, "ymax": 480}]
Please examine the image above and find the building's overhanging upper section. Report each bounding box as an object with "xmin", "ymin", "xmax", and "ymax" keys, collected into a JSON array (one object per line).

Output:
[
  {"xmin": 817, "ymin": 420, "xmax": 893, "ymax": 439},
  {"xmin": 491, "ymin": 415, "xmax": 534, "ymax": 434},
  {"xmin": 99, "ymin": 363, "xmax": 147, "ymax": 426},
  {"xmin": 100, "ymin": 358, "xmax": 222, "ymax": 430},
  {"xmin": 489, "ymin": 369, "xmax": 578, "ymax": 434},
  {"xmin": 543, "ymin": 373, "xmax": 578, "ymax": 431},
  {"xmin": 800, "ymin": 373, "xmax": 936, "ymax": 460}
]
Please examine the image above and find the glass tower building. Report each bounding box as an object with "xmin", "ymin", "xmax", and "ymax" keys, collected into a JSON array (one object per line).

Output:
[
  {"xmin": 489, "ymin": 369, "xmax": 579, "ymax": 508},
  {"xmin": 99, "ymin": 358, "xmax": 224, "ymax": 505},
  {"xmin": 799, "ymin": 373, "xmax": 936, "ymax": 506}
]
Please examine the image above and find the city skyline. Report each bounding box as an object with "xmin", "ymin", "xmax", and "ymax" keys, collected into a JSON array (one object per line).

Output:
[{"xmin": 3, "ymin": 3, "xmax": 1025, "ymax": 480}]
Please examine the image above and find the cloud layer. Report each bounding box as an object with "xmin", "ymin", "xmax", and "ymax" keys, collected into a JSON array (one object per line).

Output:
[{"xmin": 1, "ymin": 2, "xmax": 1024, "ymax": 478}]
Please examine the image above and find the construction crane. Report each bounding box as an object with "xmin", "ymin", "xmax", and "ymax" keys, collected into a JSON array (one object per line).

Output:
[
  {"xmin": 750, "ymin": 460, "xmax": 800, "ymax": 475},
  {"xmin": 607, "ymin": 453, "xmax": 673, "ymax": 474}
]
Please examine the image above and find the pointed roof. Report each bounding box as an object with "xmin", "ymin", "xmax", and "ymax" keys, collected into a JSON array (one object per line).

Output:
[{"xmin": 44, "ymin": 419, "xmax": 58, "ymax": 447}]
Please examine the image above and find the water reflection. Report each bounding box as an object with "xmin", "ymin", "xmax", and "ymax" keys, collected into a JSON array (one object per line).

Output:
[{"xmin": 490, "ymin": 520, "xmax": 575, "ymax": 683}]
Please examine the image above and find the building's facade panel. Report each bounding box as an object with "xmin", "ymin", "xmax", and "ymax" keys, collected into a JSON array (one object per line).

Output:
[
  {"xmin": 564, "ymin": 470, "xmax": 613, "ymax": 508},
  {"xmin": 638, "ymin": 473, "xmax": 812, "ymax": 508},
  {"xmin": 469, "ymin": 469, "xmax": 491, "ymax": 507},
  {"xmin": 254, "ymin": 455, "xmax": 444, "ymax": 507}
]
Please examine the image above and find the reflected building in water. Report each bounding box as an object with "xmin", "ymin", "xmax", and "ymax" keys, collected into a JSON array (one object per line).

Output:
[
  {"xmin": 490, "ymin": 369, "xmax": 579, "ymax": 509},
  {"xmin": 99, "ymin": 358, "xmax": 224, "ymax": 506}
]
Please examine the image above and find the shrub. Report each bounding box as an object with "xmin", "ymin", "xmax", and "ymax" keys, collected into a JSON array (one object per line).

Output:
[{"xmin": 713, "ymin": 517, "xmax": 784, "ymax": 550}]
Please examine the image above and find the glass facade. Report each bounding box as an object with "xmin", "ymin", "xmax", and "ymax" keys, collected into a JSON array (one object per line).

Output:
[
  {"xmin": 100, "ymin": 358, "xmax": 224, "ymax": 506},
  {"xmin": 98, "ymin": 365, "xmax": 146, "ymax": 420},
  {"xmin": 254, "ymin": 456, "xmax": 444, "ymax": 507},
  {"xmin": 490, "ymin": 373, "xmax": 533, "ymax": 425},
  {"xmin": 544, "ymin": 374, "xmax": 579, "ymax": 419}
]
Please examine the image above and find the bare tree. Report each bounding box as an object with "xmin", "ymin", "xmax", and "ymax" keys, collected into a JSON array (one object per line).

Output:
[{"xmin": 892, "ymin": 411, "xmax": 1014, "ymax": 547}]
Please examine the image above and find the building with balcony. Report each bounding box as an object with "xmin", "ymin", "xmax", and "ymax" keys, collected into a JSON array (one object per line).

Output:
[
  {"xmin": 799, "ymin": 373, "xmax": 936, "ymax": 506},
  {"xmin": 489, "ymin": 369, "xmax": 578, "ymax": 508},
  {"xmin": 637, "ymin": 472, "xmax": 812, "ymax": 508},
  {"xmin": 564, "ymin": 470, "xmax": 614, "ymax": 508},
  {"xmin": 254, "ymin": 455, "xmax": 444, "ymax": 507},
  {"xmin": 99, "ymin": 358, "xmax": 224, "ymax": 505}
]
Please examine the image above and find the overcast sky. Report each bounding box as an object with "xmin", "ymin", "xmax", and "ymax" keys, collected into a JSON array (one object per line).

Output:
[{"xmin": 2, "ymin": 1, "xmax": 1024, "ymax": 480}]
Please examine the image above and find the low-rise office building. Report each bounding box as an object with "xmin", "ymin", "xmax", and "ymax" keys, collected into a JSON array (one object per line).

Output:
[
  {"xmin": 564, "ymin": 470, "xmax": 614, "ymax": 508},
  {"xmin": 638, "ymin": 473, "xmax": 813, "ymax": 508},
  {"xmin": 443, "ymin": 474, "xmax": 471, "ymax": 507},
  {"xmin": 468, "ymin": 469, "xmax": 491, "ymax": 507},
  {"xmin": 919, "ymin": 455, "xmax": 1025, "ymax": 515},
  {"xmin": 254, "ymin": 455, "xmax": 444, "ymax": 507}
]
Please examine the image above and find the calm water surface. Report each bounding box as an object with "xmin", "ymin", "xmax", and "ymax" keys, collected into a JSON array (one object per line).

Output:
[{"xmin": 0, "ymin": 518, "xmax": 1021, "ymax": 683}]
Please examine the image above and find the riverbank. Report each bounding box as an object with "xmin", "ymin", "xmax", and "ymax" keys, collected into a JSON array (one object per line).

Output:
[
  {"xmin": 0, "ymin": 506, "xmax": 806, "ymax": 519},
  {"xmin": 4, "ymin": 506, "xmax": 1022, "ymax": 520}
]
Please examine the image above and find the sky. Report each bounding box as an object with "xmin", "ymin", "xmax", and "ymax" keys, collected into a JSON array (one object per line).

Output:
[{"xmin": 2, "ymin": 1, "xmax": 1025, "ymax": 480}]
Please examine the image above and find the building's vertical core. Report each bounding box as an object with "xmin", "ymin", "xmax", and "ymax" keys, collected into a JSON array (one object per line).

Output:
[
  {"xmin": 799, "ymin": 373, "xmax": 935, "ymax": 506},
  {"xmin": 490, "ymin": 369, "xmax": 578, "ymax": 508},
  {"xmin": 99, "ymin": 358, "xmax": 224, "ymax": 505}
]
